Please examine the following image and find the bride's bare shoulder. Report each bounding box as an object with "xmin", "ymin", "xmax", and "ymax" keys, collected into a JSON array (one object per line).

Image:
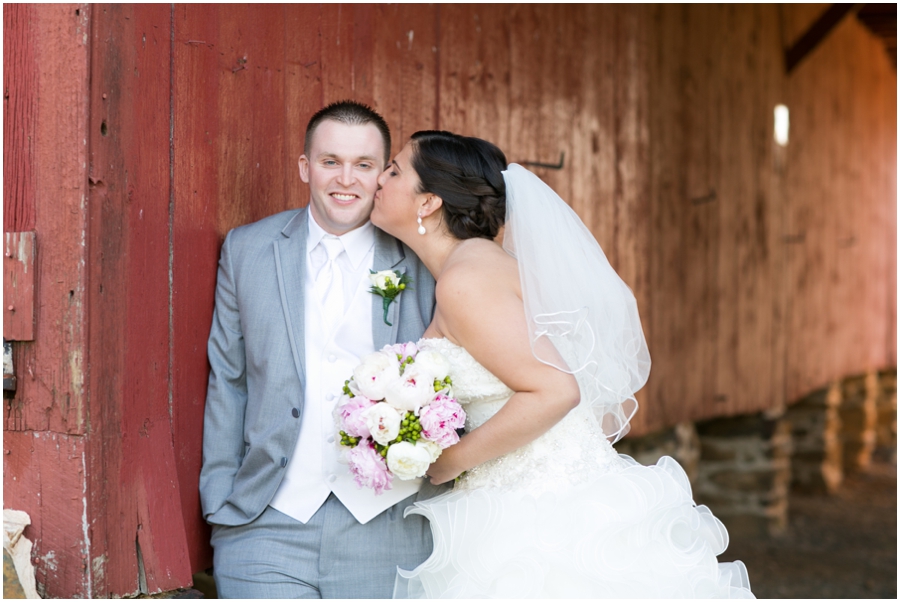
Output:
[{"xmin": 436, "ymin": 239, "xmax": 519, "ymax": 303}]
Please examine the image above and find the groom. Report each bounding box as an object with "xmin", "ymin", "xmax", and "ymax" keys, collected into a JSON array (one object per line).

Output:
[{"xmin": 199, "ymin": 100, "xmax": 437, "ymax": 598}]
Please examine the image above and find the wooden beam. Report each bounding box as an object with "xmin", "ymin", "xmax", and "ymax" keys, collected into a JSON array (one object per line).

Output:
[{"xmin": 785, "ymin": 4, "xmax": 858, "ymax": 74}]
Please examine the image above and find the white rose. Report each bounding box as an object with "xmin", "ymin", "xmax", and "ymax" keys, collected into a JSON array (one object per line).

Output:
[
  {"xmin": 384, "ymin": 363, "xmax": 437, "ymax": 413},
  {"xmin": 386, "ymin": 441, "xmax": 432, "ymax": 480},
  {"xmin": 415, "ymin": 439, "xmax": 443, "ymax": 463},
  {"xmin": 362, "ymin": 403, "xmax": 402, "ymax": 446},
  {"xmin": 353, "ymin": 350, "xmax": 400, "ymax": 400},
  {"xmin": 368, "ymin": 270, "xmax": 398, "ymax": 290},
  {"xmin": 413, "ymin": 350, "xmax": 450, "ymax": 382}
]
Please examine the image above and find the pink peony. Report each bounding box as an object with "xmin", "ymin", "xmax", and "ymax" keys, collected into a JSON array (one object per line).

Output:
[
  {"xmin": 419, "ymin": 394, "xmax": 466, "ymax": 448},
  {"xmin": 348, "ymin": 442, "xmax": 393, "ymax": 495},
  {"xmin": 339, "ymin": 395, "xmax": 377, "ymax": 438},
  {"xmin": 384, "ymin": 341, "xmax": 418, "ymax": 362}
]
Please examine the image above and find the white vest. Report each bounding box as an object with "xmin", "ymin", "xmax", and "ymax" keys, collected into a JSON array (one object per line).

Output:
[{"xmin": 269, "ymin": 212, "xmax": 421, "ymax": 524}]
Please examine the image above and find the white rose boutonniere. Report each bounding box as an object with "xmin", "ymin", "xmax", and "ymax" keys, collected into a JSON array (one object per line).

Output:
[{"xmin": 369, "ymin": 269, "xmax": 413, "ymax": 326}]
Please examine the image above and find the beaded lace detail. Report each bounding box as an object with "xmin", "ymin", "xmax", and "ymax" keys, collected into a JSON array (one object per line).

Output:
[{"xmin": 417, "ymin": 338, "xmax": 624, "ymax": 495}]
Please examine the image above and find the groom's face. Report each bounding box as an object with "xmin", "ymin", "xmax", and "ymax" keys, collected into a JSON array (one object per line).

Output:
[{"xmin": 299, "ymin": 119, "xmax": 387, "ymax": 235}]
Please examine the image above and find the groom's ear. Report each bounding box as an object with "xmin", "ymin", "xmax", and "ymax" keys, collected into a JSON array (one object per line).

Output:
[
  {"xmin": 298, "ymin": 155, "xmax": 310, "ymax": 183},
  {"xmin": 419, "ymin": 194, "xmax": 443, "ymax": 219}
]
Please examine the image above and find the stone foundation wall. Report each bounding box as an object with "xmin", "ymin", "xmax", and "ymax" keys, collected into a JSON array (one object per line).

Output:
[
  {"xmin": 610, "ymin": 368, "xmax": 895, "ymax": 540},
  {"xmin": 840, "ymin": 373, "xmax": 879, "ymax": 472},
  {"xmin": 614, "ymin": 422, "xmax": 700, "ymax": 483},
  {"xmin": 785, "ymin": 382, "xmax": 843, "ymax": 493},
  {"xmin": 692, "ymin": 413, "xmax": 793, "ymax": 538},
  {"xmin": 875, "ymin": 369, "xmax": 897, "ymax": 463}
]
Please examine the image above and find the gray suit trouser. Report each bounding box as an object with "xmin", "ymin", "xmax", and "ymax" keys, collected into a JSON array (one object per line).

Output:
[{"xmin": 211, "ymin": 494, "xmax": 432, "ymax": 598}]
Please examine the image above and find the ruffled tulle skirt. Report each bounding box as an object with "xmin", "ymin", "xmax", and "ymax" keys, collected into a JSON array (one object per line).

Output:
[{"xmin": 394, "ymin": 455, "xmax": 754, "ymax": 599}]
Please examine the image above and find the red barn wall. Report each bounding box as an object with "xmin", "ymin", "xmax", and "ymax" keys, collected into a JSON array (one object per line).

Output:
[
  {"xmin": 3, "ymin": 4, "xmax": 895, "ymax": 597},
  {"xmin": 3, "ymin": 3, "xmax": 92, "ymax": 597}
]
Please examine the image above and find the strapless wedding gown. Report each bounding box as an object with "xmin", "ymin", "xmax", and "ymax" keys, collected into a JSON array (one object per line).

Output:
[{"xmin": 394, "ymin": 338, "xmax": 754, "ymax": 599}]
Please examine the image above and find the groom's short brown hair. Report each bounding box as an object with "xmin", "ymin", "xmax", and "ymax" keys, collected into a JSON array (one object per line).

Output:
[{"xmin": 304, "ymin": 100, "xmax": 392, "ymax": 165}]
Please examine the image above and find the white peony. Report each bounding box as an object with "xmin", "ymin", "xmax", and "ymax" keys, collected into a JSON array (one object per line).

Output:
[
  {"xmin": 415, "ymin": 439, "xmax": 443, "ymax": 463},
  {"xmin": 384, "ymin": 363, "xmax": 437, "ymax": 413},
  {"xmin": 386, "ymin": 441, "xmax": 432, "ymax": 480},
  {"xmin": 353, "ymin": 350, "xmax": 400, "ymax": 401},
  {"xmin": 369, "ymin": 270, "xmax": 398, "ymax": 290},
  {"xmin": 362, "ymin": 403, "xmax": 402, "ymax": 446},
  {"xmin": 413, "ymin": 350, "xmax": 451, "ymax": 382}
]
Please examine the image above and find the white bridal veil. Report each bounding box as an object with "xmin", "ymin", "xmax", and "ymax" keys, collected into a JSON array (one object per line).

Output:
[{"xmin": 501, "ymin": 163, "xmax": 651, "ymax": 442}]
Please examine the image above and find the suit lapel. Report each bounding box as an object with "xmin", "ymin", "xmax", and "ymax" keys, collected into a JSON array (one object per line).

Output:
[
  {"xmin": 371, "ymin": 227, "xmax": 406, "ymax": 351},
  {"xmin": 274, "ymin": 210, "xmax": 308, "ymax": 385}
]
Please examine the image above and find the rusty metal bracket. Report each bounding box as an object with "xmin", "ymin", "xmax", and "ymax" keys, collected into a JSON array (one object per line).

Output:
[{"xmin": 520, "ymin": 152, "xmax": 565, "ymax": 170}]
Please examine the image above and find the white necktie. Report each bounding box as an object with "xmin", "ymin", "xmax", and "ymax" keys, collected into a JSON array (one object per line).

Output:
[{"xmin": 315, "ymin": 236, "xmax": 345, "ymax": 335}]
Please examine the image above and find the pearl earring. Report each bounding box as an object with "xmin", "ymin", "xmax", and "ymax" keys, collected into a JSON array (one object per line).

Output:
[{"xmin": 417, "ymin": 214, "xmax": 426, "ymax": 235}]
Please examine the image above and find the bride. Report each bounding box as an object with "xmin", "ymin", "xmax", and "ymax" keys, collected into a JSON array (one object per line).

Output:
[{"xmin": 370, "ymin": 130, "xmax": 754, "ymax": 599}]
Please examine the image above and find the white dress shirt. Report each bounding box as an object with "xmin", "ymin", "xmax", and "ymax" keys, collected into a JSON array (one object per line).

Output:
[{"xmin": 269, "ymin": 209, "xmax": 421, "ymax": 524}]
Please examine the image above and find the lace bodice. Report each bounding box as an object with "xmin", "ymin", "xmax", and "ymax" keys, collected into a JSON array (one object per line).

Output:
[{"xmin": 418, "ymin": 338, "xmax": 624, "ymax": 495}]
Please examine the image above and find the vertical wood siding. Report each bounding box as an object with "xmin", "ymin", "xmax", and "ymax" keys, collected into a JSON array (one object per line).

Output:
[
  {"xmin": 781, "ymin": 4, "xmax": 898, "ymax": 401},
  {"xmin": 4, "ymin": 4, "xmax": 895, "ymax": 597},
  {"xmin": 3, "ymin": 4, "xmax": 91, "ymax": 597},
  {"xmin": 86, "ymin": 5, "xmax": 192, "ymax": 596}
]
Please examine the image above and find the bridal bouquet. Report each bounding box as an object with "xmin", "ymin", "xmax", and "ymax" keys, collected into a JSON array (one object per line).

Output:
[{"xmin": 336, "ymin": 342, "xmax": 466, "ymax": 494}]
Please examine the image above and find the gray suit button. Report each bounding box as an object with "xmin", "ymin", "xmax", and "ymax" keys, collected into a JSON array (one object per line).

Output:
[
  {"xmin": 327, "ymin": 474, "xmax": 337, "ymax": 483},
  {"xmin": 291, "ymin": 408, "xmax": 300, "ymax": 418},
  {"xmin": 280, "ymin": 457, "xmax": 288, "ymax": 467}
]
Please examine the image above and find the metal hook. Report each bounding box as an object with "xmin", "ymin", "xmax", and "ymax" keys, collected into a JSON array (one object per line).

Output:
[{"xmin": 520, "ymin": 152, "xmax": 565, "ymax": 170}]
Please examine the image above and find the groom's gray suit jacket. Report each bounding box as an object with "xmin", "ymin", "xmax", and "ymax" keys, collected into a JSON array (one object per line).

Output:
[{"xmin": 200, "ymin": 208, "xmax": 436, "ymax": 526}]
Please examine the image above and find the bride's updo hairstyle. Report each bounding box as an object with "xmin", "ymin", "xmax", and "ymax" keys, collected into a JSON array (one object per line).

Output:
[{"xmin": 409, "ymin": 130, "xmax": 507, "ymax": 240}]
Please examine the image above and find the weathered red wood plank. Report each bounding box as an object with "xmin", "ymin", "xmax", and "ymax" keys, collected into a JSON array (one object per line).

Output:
[
  {"xmin": 884, "ymin": 74, "xmax": 897, "ymax": 369},
  {"xmin": 351, "ymin": 4, "xmax": 375, "ymax": 109},
  {"xmin": 508, "ymin": 5, "xmax": 544, "ymax": 190},
  {"xmin": 2, "ymin": 6, "xmax": 91, "ymax": 596},
  {"xmin": 171, "ymin": 3, "xmax": 224, "ymax": 574},
  {"xmin": 644, "ymin": 4, "xmax": 694, "ymax": 432},
  {"xmin": 612, "ymin": 4, "xmax": 653, "ymax": 429},
  {"xmin": 3, "ymin": 431, "xmax": 88, "ymax": 598},
  {"xmin": 212, "ymin": 4, "xmax": 289, "ymax": 232},
  {"xmin": 284, "ymin": 3, "xmax": 323, "ymax": 210},
  {"xmin": 370, "ymin": 3, "xmax": 437, "ymax": 147},
  {"xmin": 320, "ymin": 4, "xmax": 355, "ymax": 107},
  {"xmin": 713, "ymin": 4, "xmax": 774, "ymax": 418},
  {"xmin": 3, "ymin": 232, "xmax": 36, "ymax": 341},
  {"xmin": 372, "ymin": 4, "xmax": 406, "ymax": 157},
  {"xmin": 437, "ymin": 4, "xmax": 509, "ymax": 149},
  {"xmin": 86, "ymin": 4, "xmax": 191, "ymax": 596},
  {"xmin": 473, "ymin": 5, "xmax": 512, "ymax": 154},
  {"xmin": 397, "ymin": 5, "xmax": 438, "ymax": 142},
  {"xmin": 3, "ymin": 3, "xmax": 37, "ymax": 232},
  {"xmin": 2, "ymin": 4, "xmax": 90, "ymax": 435}
]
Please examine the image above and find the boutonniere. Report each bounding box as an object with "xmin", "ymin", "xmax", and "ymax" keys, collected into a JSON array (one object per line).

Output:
[{"xmin": 368, "ymin": 269, "xmax": 413, "ymax": 326}]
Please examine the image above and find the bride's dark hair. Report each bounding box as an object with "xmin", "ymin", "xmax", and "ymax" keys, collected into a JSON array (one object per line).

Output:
[{"xmin": 409, "ymin": 130, "xmax": 507, "ymax": 240}]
